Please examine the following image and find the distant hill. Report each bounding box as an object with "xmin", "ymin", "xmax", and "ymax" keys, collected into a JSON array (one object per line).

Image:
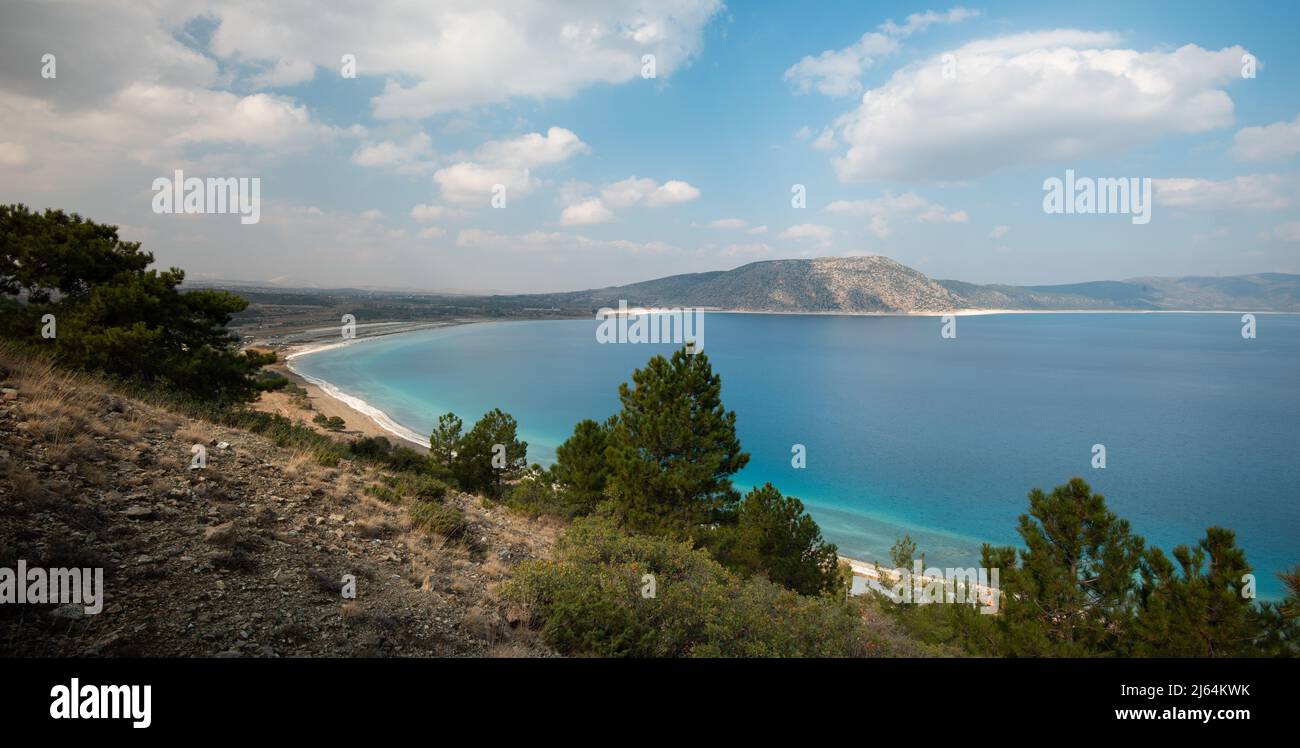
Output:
[{"xmin": 519, "ymin": 257, "xmax": 1300, "ymax": 313}]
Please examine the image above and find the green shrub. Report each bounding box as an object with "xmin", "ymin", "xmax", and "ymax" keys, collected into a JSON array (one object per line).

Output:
[
  {"xmin": 503, "ymin": 517, "xmax": 882, "ymax": 658},
  {"xmin": 409, "ymin": 500, "xmax": 467, "ymax": 540},
  {"xmin": 504, "ymin": 468, "xmax": 588, "ymax": 519}
]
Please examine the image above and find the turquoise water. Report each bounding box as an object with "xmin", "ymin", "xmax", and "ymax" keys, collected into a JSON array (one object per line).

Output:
[{"xmin": 292, "ymin": 313, "xmax": 1300, "ymax": 599}]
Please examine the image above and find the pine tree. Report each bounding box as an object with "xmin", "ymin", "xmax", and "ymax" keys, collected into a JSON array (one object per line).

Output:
[
  {"xmin": 552, "ymin": 417, "xmax": 612, "ymax": 515},
  {"xmin": 1130, "ymin": 527, "xmax": 1265, "ymax": 656},
  {"xmin": 452, "ymin": 408, "xmax": 527, "ymax": 498},
  {"xmin": 985, "ymin": 477, "xmax": 1145, "ymax": 656},
  {"xmin": 605, "ymin": 349, "xmax": 749, "ymax": 536},
  {"xmin": 719, "ymin": 483, "xmax": 844, "ymax": 596},
  {"xmin": 429, "ymin": 412, "xmax": 463, "ymax": 468}
]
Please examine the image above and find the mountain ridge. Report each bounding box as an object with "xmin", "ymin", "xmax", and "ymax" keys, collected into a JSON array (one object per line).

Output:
[{"xmin": 532, "ymin": 256, "xmax": 1300, "ymax": 313}]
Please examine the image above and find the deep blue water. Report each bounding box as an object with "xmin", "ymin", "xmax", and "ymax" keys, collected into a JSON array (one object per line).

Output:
[{"xmin": 292, "ymin": 313, "xmax": 1300, "ymax": 599}]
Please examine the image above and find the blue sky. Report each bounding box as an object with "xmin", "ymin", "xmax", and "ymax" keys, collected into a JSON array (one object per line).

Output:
[{"xmin": 1, "ymin": 1, "xmax": 1298, "ymax": 291}]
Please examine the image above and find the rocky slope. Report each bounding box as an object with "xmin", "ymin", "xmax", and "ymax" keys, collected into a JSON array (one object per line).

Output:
[
  {"xmin": 577, "ymin": 256, "xmax": 964, "ymax": 313},
  {"xmin": 0, "ymin": 348, "xmax": 559, "ymax": 657}
]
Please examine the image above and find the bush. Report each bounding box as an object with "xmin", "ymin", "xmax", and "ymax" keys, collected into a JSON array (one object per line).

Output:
[
  {"xmin": 409, "ymin": 500, "xmax": 467, "ymax": 540},
  {"xmin": 503, "ymin": 517, "xmax": 883, "ymax": 657},
  {"xmin": 313, "ymin": 413, "xmax": 345, "ymax": 431},
  {"xmin": 506, "ymin": 467, "xmax": 591, "ymax": 519},
  {"xmin": 366, "ymin": 472, "xmax": 449, "ymax": 504}
]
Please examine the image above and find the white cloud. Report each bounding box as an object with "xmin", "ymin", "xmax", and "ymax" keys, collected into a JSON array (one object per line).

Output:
[
  {"xmin": 435, "ymin": 162, "xmax": 537, "ymax": 205},
  {"xmin": 600, "ymin": 176, "xmax": 700, "ymax": 208},
  {"xmin": 784, "ymin": 7, "xmax": 978, "ymax": 98},
  {"xmin": 418, "ymin": 226, "xmax": 447, "ymax": 239},
  {"xmin": 432, "ymin": 128, "xmax": 587, "ymax": 205},
  {"xmin": 473, "ymin": 127, "xmax": 588, "ymax": 169},
  {"xmin": 249, "ymin": 58, "xmax": 317, "ymax": 89},
  {"xmin": 560, "ymin": 198, "xmax": 614, "ymax": 226},
  {"xmin": 708, "ymin": 218, "xmax": 747, "ymax": 229},
  {"xmin": 1231, "ymin": 114, "xmax": 1300, "ymax": 162},
  {"xmin": 352, "ymin": 133, "xmax": 435, "ymax": 174},
  {"xmin": 811, "ymin": 128, "xmax": 838, "ymax": 152},
  {"xmin": 410, "ymin": 203, "xmax": 450, "ymax": 222},
  {"xmin": 822, "ymin": 33, "xmax": 1249, "ymax": 181},
  {"xmin": 779, "ymin": 223, "xmax": 834, "ymax": 242},
  {"xmin": 784, "ymin": 32, "xmax": 899, "ymax": 97},
  {"xmin": 825, "ymin": 192, "xmax": 967, "ymax": 237},
  {"xmin": 989, "ymin": 224, "xmax": 1010, "ymax": 239},
  {"xmin": 880, "ymin": 8, "xmax": 981, "ymax": 38},
  {"xmin": 747, "ymin": 224, "xmax": 769, "ymax": 235},
  {"xmin": 201, "ymin": 0, "xmax": 725, "ymax": 119},
  {"xmin": 1154, "ymin": 174, "xmax": 1292, "ymax": 211}
]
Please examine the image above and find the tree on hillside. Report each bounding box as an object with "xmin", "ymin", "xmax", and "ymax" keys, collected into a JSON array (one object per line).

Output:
[
  {"xmin": 0, "ymin": 204, "xmax": 270, "ymax": 401},
  {"xmin": 890, "ymin": 535, "xmax": 918, "ymax": 569},
  {"xmin": 983, "ymin": 477, "xmax": 1146, "ymax": 656},
  {"xmin": 552, "ymin": 417, "xmax": 613, "ymax": 516},
  {"xmin": 713, "ymin": 483, "xmax": 845, "ymax": 597},
  {"xmin": 1129, "ymin": 526, "xmax": 1265, "ymax": 656},
  {"xmin": 605, "ymin": 348, "xmax": 749, "ymax": 536},
  {"xmin": 453, "ymin": 408, "xmax": 527, "ymax": 498},
  {"xmin": 429, "ymin": 411, "xmax": 463, "ymax": 468}
]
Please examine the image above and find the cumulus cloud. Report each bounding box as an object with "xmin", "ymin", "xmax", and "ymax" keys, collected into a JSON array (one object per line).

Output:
[
  {"xmin": 784, "ymin": 7, "xmax": 978, "ymax": 98},
  {"xmin": 1232, "ymin": 114, "xmax": 1300, "ymax": 162},
  {"xmin": 825, "ymin": 192, "xmax": 968, "ymax": 237},
  {"xmin": 600, "ymin": 176, "xmax": 700, "ymax": 207},
  {"xmin": 473, "ymin": 127, "xmax": 588, "ymax": 169},
  {"xmin": 434, "ymin": 127, "xmax": 587, "ymax": 205},
  {"xmin": 784, "ymin": 32, "xmax": 899, "ymax": 97},
  {"xmin": 560, "ymin": 175, "xmax": 699, "ymax": 224},
  {"xmin": 353, "ymin": 133, "xmax": 435, "ymax": 174},
  {"xmin": 819, "ymin": 32, "xmax": 1249, "ymax": 181},
  {"xmin": 560, "ymin": 198, "xmax": 615, "ymax": 226},
  {"xmin": 747, "ymin": 224, "xmax": 769, "ymax": 235},
  {"xmin": 200, "ymin": 0, "xmax": 725, "ymax": 119},
  {"xmin": 410, "ymin": 203, "xmax": 452, "ymax": 222},
  {"xmin": 989, "ymin": 224, "xmax": 1010, "ymax": 239},
  {"xmin": 1154, "ymin": 174, "xmax": 1292, "ymax": 211}
]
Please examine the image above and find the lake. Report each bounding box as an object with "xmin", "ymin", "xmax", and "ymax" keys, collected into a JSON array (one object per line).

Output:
[{"xmin": 291, "ymin": 312, "xmax": 1300, "ymax": 599}]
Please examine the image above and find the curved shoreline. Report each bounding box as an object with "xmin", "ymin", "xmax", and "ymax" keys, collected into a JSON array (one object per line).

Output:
[{"xmin": 285, "ymin": 361, "xmax": 429, "ymax": 449}]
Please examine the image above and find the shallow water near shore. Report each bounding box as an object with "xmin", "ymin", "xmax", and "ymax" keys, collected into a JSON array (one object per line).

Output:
[{"xmin": 292, "ymin": 313, "xmax": 1300, "ymax": 599}]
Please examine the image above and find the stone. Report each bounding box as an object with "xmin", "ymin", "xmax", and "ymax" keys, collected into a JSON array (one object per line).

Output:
[{"xmin": 203, "ymin": 522, "xmax": 238, "ymax": 545}]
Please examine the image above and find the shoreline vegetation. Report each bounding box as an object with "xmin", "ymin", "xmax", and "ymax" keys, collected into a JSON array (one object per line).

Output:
[{"xmin": 4, "ymin": 204, "xmax": 1298, "ymax": 658}]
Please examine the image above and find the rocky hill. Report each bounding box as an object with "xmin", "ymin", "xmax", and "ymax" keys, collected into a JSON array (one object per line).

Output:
[
  {"xmin": 0, "ymin": 346, "xmax": 557, "ymax": 657},
  {"xmin": 516, "ymin": 257, "xmax": 1300, "ymax": 313}
]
